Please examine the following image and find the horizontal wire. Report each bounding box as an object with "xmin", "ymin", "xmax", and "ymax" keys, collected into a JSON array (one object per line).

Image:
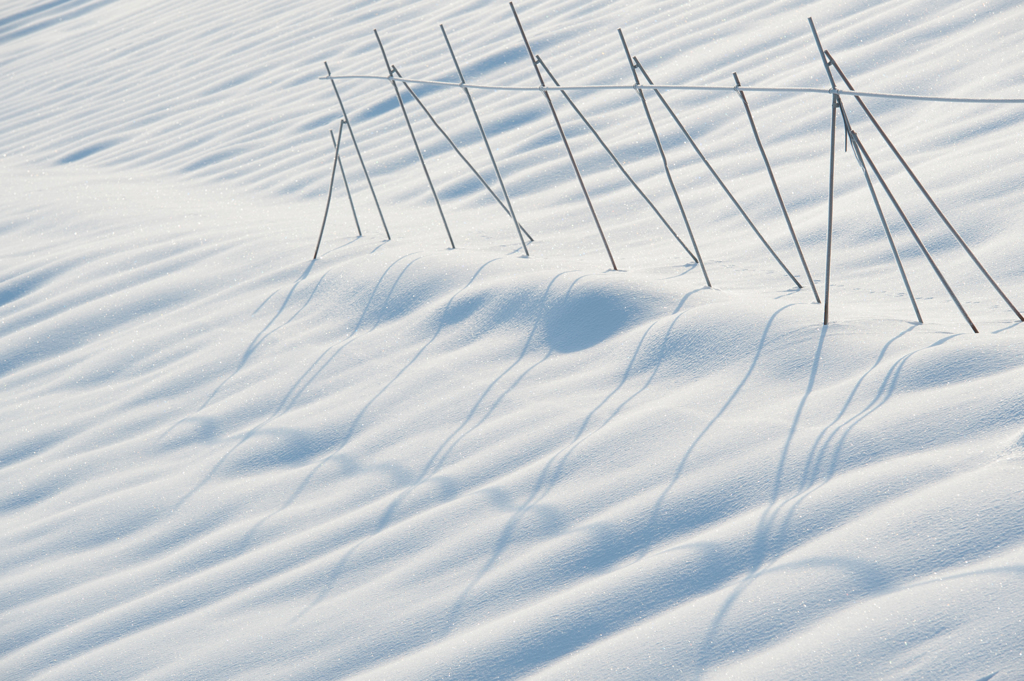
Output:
[{"xmin": 322, "ymin": 74, "xmax": 1024, "ymax": 105}]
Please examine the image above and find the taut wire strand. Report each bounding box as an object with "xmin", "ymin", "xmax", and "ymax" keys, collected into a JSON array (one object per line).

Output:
[{"xmin": 319, "ymin": 74, "xmax": 1024, "ymax": 105}]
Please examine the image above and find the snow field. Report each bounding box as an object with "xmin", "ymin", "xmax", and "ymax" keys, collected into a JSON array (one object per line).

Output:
[{"xmin": 3, "ymin": 0, "xmax": 1024, "ymax": 678}]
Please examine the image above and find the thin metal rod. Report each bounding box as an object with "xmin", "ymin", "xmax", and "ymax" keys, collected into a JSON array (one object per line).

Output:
[
  {"xmin": 314, "ymin": 118, "xmax": 344, "ymax": 260},
  {"xmin": 536, "ymin": 55, "xmax": 697, "ymax": 263},
  {"xmin": 825, "ymin": 51, "xmax": 1023, "ymax": 322},
  {"xmin": 393, "ymin": 65, "xmax": 533, "ymax": 242},
  {"xmin": 619, "ymin": 29, "xmax": 711, "ymax": 287},
  {"xmin": 331, "ymin": 126, "xmax": 361, "ymax": 237},
  {"xmin": 440, "ymin": 24, "xmax": 528, "ymax": 255},
  {"xmin": 856, "ymin": 132, "xmax": 978, "ymax": 332},
  {"xmin": 827, "ymin": 72, "xmax": 920, "ymax": 321},
  {"xmin": 809, "ymin": 18, "xmax": 840, "ymax": 325},
  {"xmin": 509, "ymin": 3, "xmax": 614, "ymax": 269},
  {"xmin": 824, "ymin": 97, "xmax": 838, "ymax": 325},
  {"xmin": 634, "ymin": 58, "xmax": 801, "ymax": 289},
  {"xmin": 828, "ymin": 76, "xmax": 920, "ymax": 321},
  {"xmin": 849, "ymin": 129, "xmax": 923, "ymax": 323},
  {"xmin": 733, "ymin": 72, "xmax": 820, "ymax": 302},
  {"xmin": 374, "ymin": 30, "xmax": 454, "ymax": 249},
  {"xmin": 322, "ymin": 74, "xmax": 1024, "ymax": 105},
  {"xmin": 324, "ymin": 61, "xmax": 390, "ymax": 240}
]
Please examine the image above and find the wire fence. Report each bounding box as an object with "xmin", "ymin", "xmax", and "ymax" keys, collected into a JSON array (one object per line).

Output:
[
  {"xmin": 315, "ymin": 5, "xmax": 1024, "ymax": 333},
  {"xmin": 324, "ymin": 74, "xmax": 1024, "ymax": 106}
]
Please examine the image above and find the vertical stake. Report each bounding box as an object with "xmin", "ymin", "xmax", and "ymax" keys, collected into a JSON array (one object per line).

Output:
[
  {"xmin": 331, "ymin": 126, "xmax": 362, "ymax": 237},
  {"xmin": 439, "ymin": 24, "xmax": 529, "ymax": 255},
  {"xmin": 633, "ymin": 57, "xmax": 801, "ymax": 290},
  {"xmin": 823, "ymin": 96, "xmax": 838, "ymax": 326},
  {"xmin": 619, "ymin": 29, "xmax": 711, "ymax": 287},
  {"xmin": 733, "ymin": 72, "xmax": 820, "ymax": 302},
  {"xmin": 825, "ymin": 51, "xmax": 1022, "ymax": 322},
  {"xmin": 536, "ymin": 55, "xmax": 697, "ymax": 263},
  {"xmin": 314, "ymin": 118, "xmax": 345, "ymax": 260},
  {"xmin": 509, "ymin": 2, "xmax": 615, "ymax": 270},
  {"xmin": 374, "ymin": 30, "xmax": 455, "ymax": 249},
  {"xmin": 324, "ymin": 61, "xmax": 390, "ymax": 240},
  {"xmin": 809, "ymin": 17, "xmax": 840, "ymax": 324}
]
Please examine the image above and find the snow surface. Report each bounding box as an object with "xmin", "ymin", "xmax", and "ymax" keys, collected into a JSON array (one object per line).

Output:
[{"xmin": 2, "ymin": 0, "xmax": 1024, "ymax": 679}]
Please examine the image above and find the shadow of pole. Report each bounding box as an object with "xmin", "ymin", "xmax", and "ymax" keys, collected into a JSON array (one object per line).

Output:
[
  {"xmin": 765, "ymin": 326, "xmax": 955, "ymax": 556},
  {"xmin": 698, "ymin": 324, "xmax": 974, "ymax": 676},
  {"xmin": 197, "ymin": 258, "xmax": 322, "ymax": 410},
  {"xmin": 639, "ymin": 305, "xmax": 794, "ymax": 557},
  {"xmin": 443, "ymin": 288, "xmax": 705, "ymax": 629},
  {"xmin": 172, "ymin": 251, "xmax": 421, "ymax": 511},
  {"xmin": 291, "ymin": 257, "xmax": 517, "ymax": 613}
]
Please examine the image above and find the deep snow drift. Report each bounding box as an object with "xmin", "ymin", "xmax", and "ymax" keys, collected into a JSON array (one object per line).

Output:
[{"xmin": 2, "ymin": 0, "xmax": 1024, "ymax": 679}]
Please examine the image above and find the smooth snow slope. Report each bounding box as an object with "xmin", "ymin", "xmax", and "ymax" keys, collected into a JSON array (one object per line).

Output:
[{"xmin": 2, "ymin": 0, "xmax": 1024, "ymax": 679}]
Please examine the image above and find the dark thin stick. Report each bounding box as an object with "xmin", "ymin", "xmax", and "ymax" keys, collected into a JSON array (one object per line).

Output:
[
  {"xmin": 825, "ymin": 71, "xmax": 919, "ymax": 318},
  {"xmin": 537, "ymin": 55, "xmax": 697, "ymax": 263},
  {"xmin": 619, "ymin": 29, "xmax": 711, "ymax": 287},
  {"xmin": 822, "ymin": 98, "xmax": 838, "ymax": 325},
  {"xmin": 393, "ymin": 65, "xmax": 533, "ymax": 242},
  {"xmin": 439, "ymin": 25, "xmax": 528, "ymax": 255},
  {"xmin": 825, "ymin": 51, "xmax": 1022, "ymax": 321},
  {"xmin": 314, "ymin": 118, "xmax": 344, "ymax": 260},
  {"xmin": 634, "ymin": 58, "xmax": 802, "ymax": 289},
  {"xmin": 331, "ymin": 127, "xmax": 361, "ymax": 237},
  {"xmin": 733, "ymin": 72, "xmax": 820, "ymax": 302},
  {"xmin": 856, "ymin": 132, "xmax": 978, "ymax": 332},
  {"xmin": 324, "ymin": 61, "xmax": 390, "ymax": 240},
  {"xmin": 509, "ymin": 3, "xmax": 614, "ymax": 269},
  {"xmin": 849, "ymin": 129, "xmax": 923, "ymax": 322},
  {"xmin": 809, "ymin": 18, "xmax": 840, "ymax": 324},
  {"xmin": 374, "ymin": 30, "xmax": 454, "ymax": 249},
  {"xmin": 827, "ymin": 79, "xmax": 920, "ymax": 321}
]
